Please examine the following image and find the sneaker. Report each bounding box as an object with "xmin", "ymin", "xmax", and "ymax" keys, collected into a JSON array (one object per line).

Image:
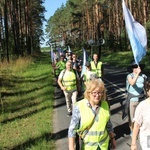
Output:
[{"xmin": 67, "ymin": 112, "xmax": 72, "ymax": 116}]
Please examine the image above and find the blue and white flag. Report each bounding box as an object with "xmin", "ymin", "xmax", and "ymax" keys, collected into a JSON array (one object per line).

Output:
[
  {"xmin": 50, "ymin": 46, "xmax": 54, "ymax": 63},
  {"xmin": 122, "ymin": 0, "xmax": 147, "ymax": 64},
  {"xmin": 81, "ymin": 47, "xmax": 87, "ymax": 77}
]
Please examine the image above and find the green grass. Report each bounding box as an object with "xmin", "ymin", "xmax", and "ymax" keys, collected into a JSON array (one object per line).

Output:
[
  {"xmin": 101, "ymin": 50, "xmax": 150, "ymax": 76},
  {"xmin": 40, "ymin": 47, "xmax": 50, "ymax": 52},
  {"xmin": 0, "ymin": 53, "xmax": 55, "ymax": 150}
]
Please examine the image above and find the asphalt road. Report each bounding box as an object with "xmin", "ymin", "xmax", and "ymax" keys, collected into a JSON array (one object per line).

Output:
[{"xmin": 53, "ymin": 64, "xmax": 142, "ymax": 150}]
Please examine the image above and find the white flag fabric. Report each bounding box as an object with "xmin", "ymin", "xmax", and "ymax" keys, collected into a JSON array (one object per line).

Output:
[
  {"xmin": 122, "ymin": 0, "xmax": 147, "ymax": 64},
  {"xmin": 50, "ymin": 46, "xmax": 54, "ymax": 63},
  {"xmin": 68, "ymin": 46, "xmax": 72, "ymax": 53},
  {"xmin": 81, "ymin": 47, "xmax": 87, "ymax": 77}
]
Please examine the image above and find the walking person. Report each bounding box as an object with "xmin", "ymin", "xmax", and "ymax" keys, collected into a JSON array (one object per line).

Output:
[
  {"xmin": 68, "ymin": 79, "xmax": 116, "ymax": 150},
  {"xmin": 72, "ymin": 53, "xmax": 82, "ymax": 77},
  {"xmin": 131, "ymin": 80, "xmax": 150, "ymax": 150},
  {"xmin": 56, "ymin": 55, "xmax": 66, "ymax": 73},
  {"xmin": 53, "ymin": 55, "xmax": 66, "ymax": 89},
  {"xmin": 123, "ymin": 63, "xmax": 147, "ymax": 136},
  {"xmin": 90, "ymin": 53, "xmax": 104, "ymax": 79},
  {"xmin": 72, "ymin": 53, "xmax": 79, "ymax": 71},
  {"xmin": 57, "ymin": 61, "xmax": 79, "ymax": 116},
  {"xmin": 81, "ymin": 61, "xmax": 99, "ymax": 90}
]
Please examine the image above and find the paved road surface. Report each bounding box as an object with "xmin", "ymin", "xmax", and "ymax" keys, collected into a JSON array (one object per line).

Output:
[{"xmin": 52, "ymin": 64, "xmax": 142, "ymax": 150}]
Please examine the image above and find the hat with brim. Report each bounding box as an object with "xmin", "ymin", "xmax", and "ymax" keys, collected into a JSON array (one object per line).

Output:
[{"xmin": 127, "ymin": 63, "xmax": 145, "ymax": 73}]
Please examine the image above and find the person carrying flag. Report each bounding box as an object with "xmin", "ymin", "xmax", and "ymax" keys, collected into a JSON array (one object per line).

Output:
[
  {"xmin": 123, "ymin": 63, "xmax": 147, "ymax": 137},
  {"xmin": 122, "ymin": 0, "xmax": 148, "ymax": 137}
]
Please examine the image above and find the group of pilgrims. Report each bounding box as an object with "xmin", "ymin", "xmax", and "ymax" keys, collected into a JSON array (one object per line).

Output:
[
  {"xmin": 52, "ymin": 49, "xmax": 104, "ymax": 95},
  {"xmin": 51, "ymin": 48, "xmax": 150, "ymax": 150}
]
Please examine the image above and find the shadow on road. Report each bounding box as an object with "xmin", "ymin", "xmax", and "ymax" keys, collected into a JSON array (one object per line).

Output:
[
  {"xmin": 114, "ymin": 122, "xmax": 130, "ymax": 140},
  {"xmin": 52, "ymin": 128, "xmax": 68, "ymax": 140}
]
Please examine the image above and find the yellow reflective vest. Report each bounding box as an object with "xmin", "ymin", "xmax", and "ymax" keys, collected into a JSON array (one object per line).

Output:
[
  {"xmin": 90, "ymin": 61, "xmax": 102, "ymax": 78},
  {"xmin": 57, "ymin": 61, "xmax": 66, "ymax": 72},
  {"xmin": 62, "ymin": 69, "xmax": 77, "ymax": 92},
  {"xmin": 77, "ymin": 99, "xmax": 110, "ymax": 150}
]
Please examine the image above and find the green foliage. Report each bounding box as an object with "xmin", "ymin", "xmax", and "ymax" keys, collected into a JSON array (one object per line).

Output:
[
  {"xmin": 47, "ymin": 3, "xmax": 71, "ymax": 42},
  {"xmin": 146, "ymin": 21, "xmax": 150, "ymax": 49},
  {"xmin": 45, "ymin": 0, "xmax": 150, "ymax": 54}
]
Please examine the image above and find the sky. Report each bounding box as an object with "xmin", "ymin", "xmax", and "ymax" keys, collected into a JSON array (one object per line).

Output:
[{"xmin": 41, "ymin": 0, "xmax": 67, "ymax": 47}]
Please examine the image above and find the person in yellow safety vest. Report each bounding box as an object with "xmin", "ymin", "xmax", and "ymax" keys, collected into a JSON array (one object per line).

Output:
[
  {"xmin": 56, "ymin": 55, "xmax": 66, "ymax": 73},
  {"xmin": 53, "ymin": 55, "xmax": 66, "ymax": 88},
  {"xmin": 57, "ymin": 61, "xmax": 80, "ymax": 116},
  {"xmin": 90, "ymin": 53, "xmax": 104, "ymax": 78},
  {"xmin": 68, "ymin": 79, "xmax": 116, "ymax": 150},
  {"xmin": 81, "ymin": 61, "xmax": 101, "ymax": 91}
]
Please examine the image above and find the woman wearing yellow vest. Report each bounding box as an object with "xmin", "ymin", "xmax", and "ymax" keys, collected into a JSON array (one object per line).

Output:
[{"xmin": 68, "ymin": 79, "xmax": 116, "ymax": 150}]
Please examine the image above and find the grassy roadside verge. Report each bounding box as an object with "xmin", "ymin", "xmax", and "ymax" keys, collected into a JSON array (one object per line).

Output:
[
  {"xmin": 0, "ymin": 53, "xmax": 55, "ymax": 150},
  {"xmin": 101, "ymin": 50, "xmax": 150, "ymax": 76}
]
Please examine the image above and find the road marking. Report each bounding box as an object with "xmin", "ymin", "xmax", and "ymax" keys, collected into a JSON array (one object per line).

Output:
[{"xmin": 103, "ymin": 78, "xmax": 126, "ymax": 96}]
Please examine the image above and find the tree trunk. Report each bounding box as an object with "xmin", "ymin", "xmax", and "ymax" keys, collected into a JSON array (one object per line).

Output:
[{"xmin": 4, "ymin": 0, "xmax": 9, "ymax": 62}]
